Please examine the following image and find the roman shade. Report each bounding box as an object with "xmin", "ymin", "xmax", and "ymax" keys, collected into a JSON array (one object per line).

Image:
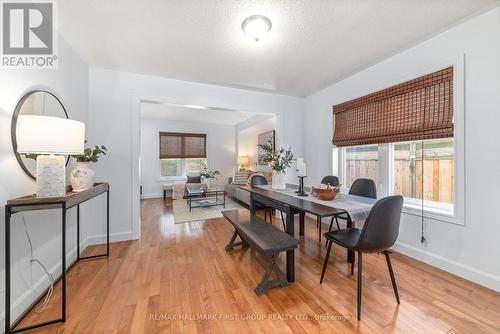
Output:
[
  {"xmin": 159, "ymin": 132, "xmax": 206, "ymax": 158},
  {"xmin": 332, "ymin": 67, "xmax": 453, "ymax": 147}
]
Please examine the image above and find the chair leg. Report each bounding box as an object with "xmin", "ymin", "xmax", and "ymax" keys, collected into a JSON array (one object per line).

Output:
[
  {"xmin": 280, "ymin": 211, "xmax": 286, "ymax": 232},
  {"xmin": 384, "ymin": 250, "xmax": 400, "ymax": 304},
  {"xmin": 318, "ymin": 217, "xmax": 322, "ymax": 237},
  {"xmin": 357, "ymin": 252, "xmax": 363, "ymax": 320},
  {"xmin": 335, "ymin": 216, "xmax": 340, "ymax": 230},
  {"xmin": 320, "ymin": 240, "xmax": 333, "ymax": 284},
  {"xmin": 328, "ymin": 217, "xmax": 334, "ymax": 232}
]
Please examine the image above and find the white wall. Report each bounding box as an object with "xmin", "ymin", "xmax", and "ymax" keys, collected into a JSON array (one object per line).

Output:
[
  {"xmin": 237, "ymin": 116, "xmax": 277, "ymax": 172},
  {"xmin": 0, "ymin": 37, "xmax": 91, "ymax": 324},
  {"xmin": 303, "ymin": 7, "xmax": 500, "ymax": 291},
  {"xmin": 87, "ymin": 68, "xmax": 303, "ymax": 241},
  {"xmin": 140, "ymin": 119, "xmax": 236, "ymax": 197}
]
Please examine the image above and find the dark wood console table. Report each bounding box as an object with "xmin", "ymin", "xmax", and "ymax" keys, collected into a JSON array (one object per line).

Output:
[{"xmin": 4, "ymin": 183, "xmax": 110, "ymax": 334}]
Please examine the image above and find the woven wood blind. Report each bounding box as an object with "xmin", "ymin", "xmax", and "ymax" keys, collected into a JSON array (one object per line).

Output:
[
  {"xmin": 159, "ymin": 132, "xmax": 207, "ymax": 158},
  {"xmin": 332, "ymin": 67, "xmax": 453, "ymax": 147}
]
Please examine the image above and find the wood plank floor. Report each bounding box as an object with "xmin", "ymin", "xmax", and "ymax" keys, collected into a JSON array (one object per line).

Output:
[{"xmin": 18, "ymin": 198, "xmax": 500, "ymax": 333}]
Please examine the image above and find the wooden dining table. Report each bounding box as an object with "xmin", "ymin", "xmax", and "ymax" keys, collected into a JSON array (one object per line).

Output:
[{"xmin": 240, "ymin": 185, "xmax": 376, "ymax": 283}]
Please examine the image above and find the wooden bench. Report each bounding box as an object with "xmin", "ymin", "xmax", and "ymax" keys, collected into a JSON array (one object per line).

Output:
[{"xmin": 222, "ymin": 209, "xmax": 299, "ymax": 295}]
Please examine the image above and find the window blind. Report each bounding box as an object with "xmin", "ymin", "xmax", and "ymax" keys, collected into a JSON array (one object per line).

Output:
[
  {"xmin": 332, "ymin": 67, "xmax": 453, "ymax": 147},
  {"xmin": 159, "ymin": 132, "xmax": 207, "ymax": 158}
]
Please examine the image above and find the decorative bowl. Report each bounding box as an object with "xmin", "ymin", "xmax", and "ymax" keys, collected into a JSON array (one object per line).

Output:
[{"xmin": 311, "ymin": 186, "xmax": 339, "ymax": 201}]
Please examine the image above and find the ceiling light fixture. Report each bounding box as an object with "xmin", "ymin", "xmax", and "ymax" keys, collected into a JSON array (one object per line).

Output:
[{"xmin": 242, "ymin": 15, "xmax": 272, "ymax": 42}]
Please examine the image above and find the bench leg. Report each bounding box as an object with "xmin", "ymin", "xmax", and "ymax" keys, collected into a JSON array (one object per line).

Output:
[
  {"xmin": 225, "ymin": 229, "xmax": 249, "ymax": 250},
  {"xmin": 255, "ymin": 253, "xmax": 289, "ymax": 296}
]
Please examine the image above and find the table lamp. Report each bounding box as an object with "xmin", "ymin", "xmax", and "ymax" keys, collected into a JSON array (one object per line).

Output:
[
  {"xmin": 237, "ymin": 155, "xmax": 249, "ymax": 171},
  {"xmin": 16, "ymin": 115, "xmax": 85, "ymax": 197}
]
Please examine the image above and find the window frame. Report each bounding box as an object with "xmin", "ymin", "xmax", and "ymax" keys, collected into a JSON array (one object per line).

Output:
[{"xmin": 334, "ymin": 56, "xmax": 465, "ymax": 225}]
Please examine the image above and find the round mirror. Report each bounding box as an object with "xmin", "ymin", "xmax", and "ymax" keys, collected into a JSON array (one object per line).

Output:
[{"xmin": 11, "ymin": 90, "xmax": 69, "ymax": 179}]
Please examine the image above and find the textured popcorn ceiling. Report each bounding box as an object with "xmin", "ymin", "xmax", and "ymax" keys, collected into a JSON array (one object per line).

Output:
[{"xmin": 59, "ymin": 0, "xmax": 498, "ymax": 96}]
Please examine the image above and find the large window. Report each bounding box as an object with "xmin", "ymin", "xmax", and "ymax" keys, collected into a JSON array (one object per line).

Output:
[
  {"xmin": 160, "ymin": 157, "xmax": 206, "ymax": 177},
  {"xmin": 339, "ymin": 137, "xmax": 454, "ymax": 213}
]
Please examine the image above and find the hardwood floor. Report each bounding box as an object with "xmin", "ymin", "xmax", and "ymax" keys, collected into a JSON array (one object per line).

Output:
[{"xmin": 18, "ymin": 198, "xmax": 500, "ymax": 333}]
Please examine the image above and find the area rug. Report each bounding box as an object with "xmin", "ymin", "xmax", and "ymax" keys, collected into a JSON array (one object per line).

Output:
[{"xmin": 173, "ymin": 197, "xmax": 243, "ymax": 224}]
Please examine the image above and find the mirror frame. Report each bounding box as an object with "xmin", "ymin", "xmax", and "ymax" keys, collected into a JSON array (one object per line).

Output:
[{"xmin": 11, "ymin": 90, "xmax": 69, "ymax": 180}]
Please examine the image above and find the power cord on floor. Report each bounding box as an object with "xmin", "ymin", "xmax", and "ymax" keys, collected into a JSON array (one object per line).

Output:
[{"xmin": 21, "ymin": 214, "xmax": 54, "ymax": 313}]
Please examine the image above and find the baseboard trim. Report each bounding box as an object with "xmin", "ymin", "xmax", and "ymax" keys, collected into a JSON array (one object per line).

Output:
[
  {"xmin": 393, "ymin": 241, "xmax": 500, "ymax": 292},
  {"xmin": 141, "ymin": 193, "xmax": 164, "ymax": 199},
  {"xmin": 86, "ymin": 231, "xmax": 136, "ymax": 245}
]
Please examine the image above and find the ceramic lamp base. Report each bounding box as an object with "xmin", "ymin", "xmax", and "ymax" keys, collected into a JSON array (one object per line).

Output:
[{"xmin": 36, "ymin": 155, "xmax": 66, "ymax": 197}]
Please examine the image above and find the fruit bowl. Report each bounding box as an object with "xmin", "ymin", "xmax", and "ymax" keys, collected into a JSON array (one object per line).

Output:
[{"xmin": 311, "ymin": 186, "xmax": 339, "ymax": 201}]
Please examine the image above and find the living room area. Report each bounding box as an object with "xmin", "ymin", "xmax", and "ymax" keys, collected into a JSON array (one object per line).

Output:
[{"xmin": 2, "ymin": 1, "xmax": 500, "ymax": 334}]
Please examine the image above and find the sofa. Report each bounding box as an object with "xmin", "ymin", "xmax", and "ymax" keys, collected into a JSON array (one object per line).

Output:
[
  {"xmin": 224, "ymin": 171, "xmax": 272, "ymax": 206},
  {"xmin": 225, "ymin": 177, "xmax": 252, "ymax": 205}
]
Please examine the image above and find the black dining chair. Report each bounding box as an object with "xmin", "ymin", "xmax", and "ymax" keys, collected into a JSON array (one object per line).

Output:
[
  {"xmin": 328, "ymin": 178, "xmax": 377, "ymax": 232},
  {"xmin": 250, "ymin": 175, "xmax": 286, "ymax": 231},
  {"xmin": 316, "ymin": 176, "xmax": 341, "ymax": 236},
  {"xmin": 320, "ymin": 195, "xmax": 404, "ymax": 320}
]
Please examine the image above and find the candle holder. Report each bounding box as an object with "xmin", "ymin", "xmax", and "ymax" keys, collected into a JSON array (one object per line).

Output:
[{"xmin": 297, "ymin": 176, "xmax": 308, "ymax": 197}]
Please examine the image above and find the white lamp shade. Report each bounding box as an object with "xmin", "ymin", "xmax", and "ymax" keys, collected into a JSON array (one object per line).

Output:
[
  {"xmin": 16, "ymin": 115, "xmax": 85, "ymax": 155},
  {"xmin": 237, "ymin": 155, "xmax": 249, "ymax": 166}
]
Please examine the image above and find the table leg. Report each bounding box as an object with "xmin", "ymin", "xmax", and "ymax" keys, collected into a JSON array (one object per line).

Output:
[
  {"xmin": 347, "ymin": 216, "xmax": 354, "ymax": 264},
  {"xmin": 62, "ymin": 203, "xmax": 67, "ymax": 322},
  {"xmin": 285, "ymin": 208, "xmax": 295, "ymax": 282},
  {"xmin": 106, "ymin": 190, "xmax": 110, "ymax": 256},
  {"xmin": 77, "ymin": 205, "xmax": 80, "ymax": 260},
  {"xmin": 299, "ymin": 212, "xmax": 305, "ymax": 236},
  {"xmin": 286, "ymin": 249, "xmax": 295, "ymax": 282},
  {"xmin": 249, "ymin": 194, "xmax": 257, "ymax": 214},
  {"xmin": 5, "ymin": 207, "xmax": 11, "ymax": 334}
]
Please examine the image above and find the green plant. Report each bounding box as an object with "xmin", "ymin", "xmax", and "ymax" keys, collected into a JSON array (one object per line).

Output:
[
  {"xmin": 200, "ymin": 164, "xmax": 222, "ymax": 179},
  {"xmin": 72, "ymin": 142, "xmax": 107, "ymax": 163},
  {"xmin": 257, "ymin": 140, "xmax": 294, "ymax": 173},
  {"xmin": 23, "ymin": 153, "xmax": 41, "ymax": 160}
]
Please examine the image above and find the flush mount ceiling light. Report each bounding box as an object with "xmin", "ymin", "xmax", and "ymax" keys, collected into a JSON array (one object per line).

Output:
[{"xmin": 242, "ymin": 15, "xmax": 272, "ymax": 42}]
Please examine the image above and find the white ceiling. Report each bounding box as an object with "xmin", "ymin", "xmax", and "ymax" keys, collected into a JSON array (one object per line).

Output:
[
  {"xmin": 140, "ymin": 102, "xmax": 259, "ymax": 125},
  {"xmin": 59, "ymin": 0, "xmax": 498, "ymax": 96}
]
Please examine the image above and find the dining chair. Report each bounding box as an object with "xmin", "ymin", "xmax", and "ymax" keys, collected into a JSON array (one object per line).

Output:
[
  {"xmin": 250, "ymin": 175, "xmax": 286, "ymax": 231},
  {"xmin": 328, "ymin": 178, "xmax": 377, "ymax": 232},
  {"xmin": 320, "ymin": 195, "xmax": 404, "ymax": 320},
  {"xmin": 316, "ymin": 176, "xmax": 341, "ymax": 237}
]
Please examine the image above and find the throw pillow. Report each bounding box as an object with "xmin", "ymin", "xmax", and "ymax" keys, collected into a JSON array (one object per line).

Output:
[
  {"xmin": 232, "ymin": 171, "xmax": 249, "ymax": 185},
  {"xmin": 186, "ymin": 175, "xmax": 201, "ymax": 183}
]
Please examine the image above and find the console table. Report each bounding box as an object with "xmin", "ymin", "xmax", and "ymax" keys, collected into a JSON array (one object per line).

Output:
[{"xmin": 4, "ymin": 183, "xmax": 110, "ymax": 334}]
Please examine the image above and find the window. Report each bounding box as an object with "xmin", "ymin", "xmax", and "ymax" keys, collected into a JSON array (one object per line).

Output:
[
  {"xmin": 159, "ymin": 132, "xmax": 207, "ymax": 178},
  {"xmin": 160, "ymin": 157, "xmax": 206, "ymax": 177},
  {"xmin": 393, "ymin": 138, "xmax": 454, "ymax": 205},
  {"xmin": 333, "ymin": 64, "xmax": 465, "ymax": 223},
  {"xmin": 342, "ymin": 145, "xmax": 379, "ymax": 188}
]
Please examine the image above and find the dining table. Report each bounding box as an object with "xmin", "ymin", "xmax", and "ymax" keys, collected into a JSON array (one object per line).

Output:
[{"xmin": 240, "ymin": 185, "xmax": 376, "ymax": 282}]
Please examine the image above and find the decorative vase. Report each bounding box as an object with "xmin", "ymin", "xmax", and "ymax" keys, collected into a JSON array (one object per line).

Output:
[
  {"xmin": 201, "ymin": 177, "xmax": 210, "ymax": 190},
  {"xmin": 272, "ymin": 171, "xmax": 286, "ymax": 190},
  {"xmin": 70, "ymin": 162, "xmax": 95, "ymax": 192}
]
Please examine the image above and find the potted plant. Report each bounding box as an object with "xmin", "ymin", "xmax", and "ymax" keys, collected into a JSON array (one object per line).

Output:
[
  {"xmin": 199, "ymin": 164, "xmax": 222, "ymax": 190},
  {"xmin": 257, "ymin": 140, "xmax": 294, "ymax": 189},
  {"xmin": 69, "ymin": 143, "xmax": 107, "ymax": 192}
]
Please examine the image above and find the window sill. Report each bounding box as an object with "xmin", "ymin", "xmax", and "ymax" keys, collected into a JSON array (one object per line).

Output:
[
  {"xmin": 402, "ymin": 203, "xmax": 462, "ymax": 225},
  {"xmin": 156, "ymin": 176, "xmax": 187, "ymax": 182}
]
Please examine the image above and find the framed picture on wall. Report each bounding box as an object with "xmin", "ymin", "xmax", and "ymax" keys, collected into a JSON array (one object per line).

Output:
[{"xmin": 258, "ymin": 130, "xmax": 275, "ymax": 165}]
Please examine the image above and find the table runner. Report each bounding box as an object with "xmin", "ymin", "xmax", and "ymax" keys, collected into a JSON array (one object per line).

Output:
[{"xmin": 257, "ymin": 185, "xmax": 376, "ymax": 223}]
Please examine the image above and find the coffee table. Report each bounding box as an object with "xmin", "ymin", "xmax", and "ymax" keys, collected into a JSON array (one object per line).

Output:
[{"xmin": 186, "ymin": 187, "xmax": 225, "ymax": 212}]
